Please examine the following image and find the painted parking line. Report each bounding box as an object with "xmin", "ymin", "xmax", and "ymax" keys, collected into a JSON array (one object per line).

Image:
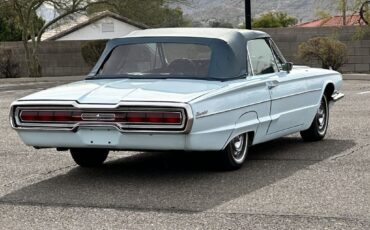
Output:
[
  {"xmin": 0, "ymin": 90, "xmax": 17, "ymax": 94},
  {"xmin": 357, "ymin": 91, "xmax": 370, "ymax": 95},
  {"xmin": 0, "ymin": 88, "xmax": 44, "ymax": 94}
]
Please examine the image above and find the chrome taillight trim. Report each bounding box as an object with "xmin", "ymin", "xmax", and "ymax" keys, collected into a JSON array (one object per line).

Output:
[
  {"xmin": 10, "ymin": 101, "xmax": 194, "ymax": 133},
  {"xmin": 18, "ymin": 109, "xmax": 183, "ymax": 125}
]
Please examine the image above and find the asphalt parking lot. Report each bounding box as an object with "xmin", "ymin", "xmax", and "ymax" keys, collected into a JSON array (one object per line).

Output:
[{"xmin": 0, "ymin": 79, "xmax": 369, "ymax": 229}]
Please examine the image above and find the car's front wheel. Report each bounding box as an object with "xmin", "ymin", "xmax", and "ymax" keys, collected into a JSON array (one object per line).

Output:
[
  {"xmin": 70, "ymin": 148, "xmax": 109, "ymax": 168},
  {"xmin": 220, "ymin": 133, "xmax": 249, "ymax": 170},
  {"xmin": 300, "ymin": 94, "xmax": 329, "ymax": 141}
]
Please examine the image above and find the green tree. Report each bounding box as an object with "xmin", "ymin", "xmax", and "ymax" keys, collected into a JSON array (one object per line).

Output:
[
  {"xmin": 362, "ymin": 1, "xmax": 370, "ymax": 25},
  {"xmin": 88, "ymin": 0, "xmax": 190, "ymax": 28},
  {"xmin": 209, "ymin": 20, "xmax": 234, "ymax": 28},
  {"xmin": 315, "ymin": 0, "xmax": 366, "ymax": 25},
  {"xmin": 0, "ymin": 12, "xmax": 44, "ymax": 41},
  {"xmin": 0, "ymin": 18, "xmax": 22, "ymax": 41},
  {"xmin": 0, "ymin": 7, "xmax": 23, "ymax": 41},
  {"xmin": 315, "ymin": 10, "xmax": 332, "ymax": 21},
  {"xmin": 336, "ymin": 0, "xmax": 364, "ymax": 25},
  {"xmin": 3, "ymin": 0, "xmax": 107, "ymax": 78},
  {"xmin": 252, "ymin": 11, "xmax": 297, "ymax": 28},
  {"xmin": 160, "ymin": 6, "xmax": 190, "ymax": 27},
  {"xmin": 313, "ymin": 0, "xmax": 369, "ymax": 38},
  {"xmin": 81, "ymin": 40, "xmax": 107, "ymax": 67}
]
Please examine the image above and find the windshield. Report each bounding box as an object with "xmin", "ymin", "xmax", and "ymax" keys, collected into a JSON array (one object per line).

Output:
[{"xmin": 98, "ymin": 43, "xmax": 212, "ymax": 79}]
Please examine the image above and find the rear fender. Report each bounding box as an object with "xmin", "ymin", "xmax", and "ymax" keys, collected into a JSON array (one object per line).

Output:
[{"xmin": 222, "ymin": 111, "xmax": 259, "ymax": 149}]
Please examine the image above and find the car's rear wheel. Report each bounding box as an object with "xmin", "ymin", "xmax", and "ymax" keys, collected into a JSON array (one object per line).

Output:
[
  {"xmin": 300, "ymin": 95, "xmax": 329, "ymax": 142},
  {"xmin": 70, "ymin": 148, "xmax": 109, "ymax": 168},
  {"xmin": 220, "ymin": 133, "xmax": 249, "ymax": 170}
]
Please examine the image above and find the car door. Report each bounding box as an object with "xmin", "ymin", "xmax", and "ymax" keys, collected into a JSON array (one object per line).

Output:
[
  {"xmin": 246, "ymin": 38, "xmax": 279, "ymax": 143},
  {"xmin": 247, "ymin": 38, "xmax": 308, "ymax": 137}
]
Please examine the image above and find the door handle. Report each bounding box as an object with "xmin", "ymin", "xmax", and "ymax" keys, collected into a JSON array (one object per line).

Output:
[{"xmin": 266, "ymin": 80, "xmax": 279, "ymax": 89}]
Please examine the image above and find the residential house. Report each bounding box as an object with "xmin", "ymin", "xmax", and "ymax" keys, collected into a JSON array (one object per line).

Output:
[{"xmin": 41, "ymin": 11, "xmax": 148, "ymax": 41}]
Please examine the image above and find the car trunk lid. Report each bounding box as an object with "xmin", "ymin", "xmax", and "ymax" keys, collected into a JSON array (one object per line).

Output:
[{"xmin": 20, "ymin": 79, "xmax": 226, "ymax": 104}]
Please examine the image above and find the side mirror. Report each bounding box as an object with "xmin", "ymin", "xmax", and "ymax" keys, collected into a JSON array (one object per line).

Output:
[{"xmin": 282, "ymin": 62, "xmax": 293, "ymax": 73}]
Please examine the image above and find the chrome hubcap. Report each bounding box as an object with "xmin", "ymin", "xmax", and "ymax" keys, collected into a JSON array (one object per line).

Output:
[
  {"xmin": 231, "ymin": 134, "xmax": 247, "ymax": 162},
  {"xmin": 317, "ymin": 97, "xmax": 328, "ymax": 133},
  {"xmin": 318, "ymin": 104, "xmax": 325, "ymax": 129}
]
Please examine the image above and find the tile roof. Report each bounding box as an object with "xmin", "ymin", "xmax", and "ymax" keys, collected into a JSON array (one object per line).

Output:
[{"xmin": 296, "ymin": 15, "xmax": 365, "ymax": 27}]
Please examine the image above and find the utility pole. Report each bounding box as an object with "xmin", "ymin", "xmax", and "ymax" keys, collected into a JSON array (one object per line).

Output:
[
  {"xmin": 341, "ymin": 0, "xmax": 347, "ymax": 25},
  {"xmin": 245, "ymin": 0, "xmax": 252, "ymax": 29}
]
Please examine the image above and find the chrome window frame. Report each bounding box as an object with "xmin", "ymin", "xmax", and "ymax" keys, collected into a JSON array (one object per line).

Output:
[
  {"xmin": 246, "ymin": 38, "xmax": 279, "ymax": 77},
  {"xmin": 246, "ymin": 42, "xmax": 255, "ymax": 77},
  {"xmin": 268, "ymin": 38, "xmax": 287, "ymax": 72}
]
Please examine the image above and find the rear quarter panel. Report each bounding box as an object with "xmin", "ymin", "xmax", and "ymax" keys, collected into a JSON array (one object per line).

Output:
[{"xmin": 186, "ymin": 77, "xmax": 271, "ymax": 150}]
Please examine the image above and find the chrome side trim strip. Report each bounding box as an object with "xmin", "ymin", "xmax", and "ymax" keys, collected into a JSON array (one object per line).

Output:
[
  {"xmin": 196, "ymin": 88, "xmax": 322, "ymax": 119},
  {"xmin": 279, "ymin": 73, "xmax": 340, "ymax": 83},
  {"xmin": 196, "ymin": 99, "xmax": 270, "ymax": 119},
  {"xmin": 267, "ymin": 124, "xmax": 304, "ymax": 135},
  {"xmin": 271, "ymin": 88, "xmax": 322, "ymax": 101},
  {"xmin": 190, "ymin": 80, "xmax": 267, "ymax": 103}
]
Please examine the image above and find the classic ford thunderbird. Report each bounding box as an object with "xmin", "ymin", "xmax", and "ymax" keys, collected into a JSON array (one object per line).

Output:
[{"xmin": 10, "ymin": 28, "xmax": 344, "ymax": 170}]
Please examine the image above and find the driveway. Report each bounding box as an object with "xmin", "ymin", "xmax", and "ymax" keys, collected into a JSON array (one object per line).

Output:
[{"xmin": 0, "ymin": 80, "xmax": 369, "ymax": 229}]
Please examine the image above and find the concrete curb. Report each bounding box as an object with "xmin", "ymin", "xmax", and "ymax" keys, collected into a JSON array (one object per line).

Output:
[
  {"xmin": 343, "ymin": 74, "xmax": 370, "ymax": 81},
  {"xmin": 0, "ymin": 76, "xmax": 85, "ymax": 84}
]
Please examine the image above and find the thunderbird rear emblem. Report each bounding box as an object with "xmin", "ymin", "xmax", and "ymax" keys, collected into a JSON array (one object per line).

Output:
[
  {"xmin": 81, "ymin": 113, "xmax": 116, "ymax": 121},
  {"xmin": 196, "ymin": 110, "xmax": 208, "ymax": 117}
]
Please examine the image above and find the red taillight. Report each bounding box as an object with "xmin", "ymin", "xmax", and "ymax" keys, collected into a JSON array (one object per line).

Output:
[
  {"xmin": 163, "ymin": 112, "xmax": 181, "ymax": 124},
  {"xmin": 145, "ymin": 112, "xmax": 163, "ymax": 123},
  {"xmin": 19, "ymin": 110, "xmax": 182, "ymax": 125},
  {"xmin": 20, "ymin": 110, "xmax": 82, "ymax": 123},
  {"xmin": 127, "ymin": 112, "xmax": 145, "ymax": 123},
  {"xmin": 125, "ymin": 112, "xmax": 182, "ymax": 124},
  {"xmin": 72, "ymin": 111, "xmax": 83, "ymax": 122},
  {"xmin": 53, "ymin": 111, "xmax": 70, "ymax": 121},
  {"xmin": 38, "ymin": 111, "xmax": 54, "ymax": 121},
  {"xmin": 20, "ymin": 111, "xmax": 38, "ymax": 121}
]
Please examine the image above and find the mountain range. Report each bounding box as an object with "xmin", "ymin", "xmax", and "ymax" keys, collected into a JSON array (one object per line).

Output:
[
  {"xmin": 37, "ymin": 1, "xmax": 358, "ymax": 27},
  {"xmin": 172, "ymin": 0, "xmax": 347, "ymax": 26}
]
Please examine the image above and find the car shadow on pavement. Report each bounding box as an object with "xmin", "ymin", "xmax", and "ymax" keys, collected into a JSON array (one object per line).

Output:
[{"xmin": 0, "ymin": 137, "xmax": 355, "ymax": 213}]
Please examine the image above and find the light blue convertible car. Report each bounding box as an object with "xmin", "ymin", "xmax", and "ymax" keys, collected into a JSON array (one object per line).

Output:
[{"xmin": 10, "ymin": 28, "xmax": 344, "ymax": 170}]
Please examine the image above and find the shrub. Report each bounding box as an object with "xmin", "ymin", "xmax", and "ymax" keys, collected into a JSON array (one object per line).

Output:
[
  {"xmin": 81, "ymin": 40, "xmax": 108, "ymax": 67},
  {"xmin": 209, "ymin": 20, "xmax": 234, "ymax": 28},
  {"xmin": 0, "ymin": 48, "xmax": 20, "ymax": 78},
  {"xmin": 252, "ymin": 12, "xmax": 297, "ymax": 28},
  {"xmin": 298, "ymin": 37, "xmax": 347, "ymax": 71}
]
